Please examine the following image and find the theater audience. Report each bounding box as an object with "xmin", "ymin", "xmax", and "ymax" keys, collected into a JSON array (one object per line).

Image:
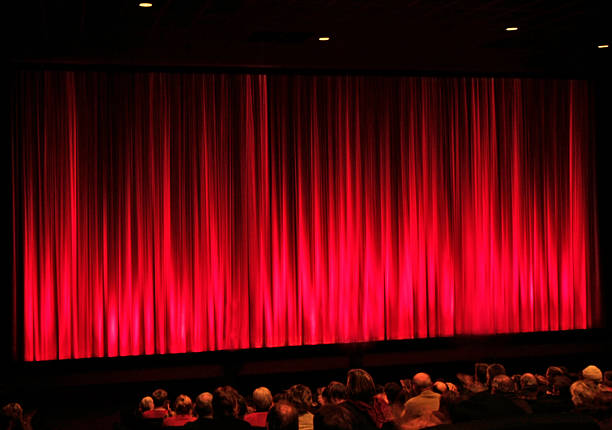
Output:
[
  {"xmin": 244, "ymin": 387, "xmax": 272, "ymax": 428},
  {"xmin": 143, "ymin": 389, "xmax": 171, "ymax": 419},
  {"xmin": 451, "ymin": 374, "xmax": 529, "ymax": 422},
  {"xmin": 8, "ymin": 361, "xmax": 612, "ymax": 430},
  {"xmin": 267, "ymin": 401, "xmax": 299, "ymax": 430}
]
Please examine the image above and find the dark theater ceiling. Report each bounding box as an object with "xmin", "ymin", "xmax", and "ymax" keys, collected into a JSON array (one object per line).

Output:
[{"xmin": 7, "ymin": 0, "xmax": 611, "ymax": 75}]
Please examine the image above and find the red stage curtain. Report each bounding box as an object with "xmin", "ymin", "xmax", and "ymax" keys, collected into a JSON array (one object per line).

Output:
[{"xmin": 11, "ymin": 71, "xmax": 600, "ymax": 361}]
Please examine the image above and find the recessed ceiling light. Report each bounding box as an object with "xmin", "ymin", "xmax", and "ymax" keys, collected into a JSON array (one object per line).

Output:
[
  {"xmin": 139, "ymin": 2, "xmax": 153, "ymax": 7},
  {"xmin": 318, "ymin": 36, "xmax": 330, "ymax": 41},
  {"xmin": 598, "ymin": 44, "xmax": 609, "ymax": 49},
  {"xmin": 505, "ymin": 27, "xmax": 519, "ymax": 31}
]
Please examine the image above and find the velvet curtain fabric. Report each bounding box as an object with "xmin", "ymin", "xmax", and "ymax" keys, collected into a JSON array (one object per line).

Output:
[{"xmin": 11, "ymin": 71, "xmax": 600, "ymax": 361}]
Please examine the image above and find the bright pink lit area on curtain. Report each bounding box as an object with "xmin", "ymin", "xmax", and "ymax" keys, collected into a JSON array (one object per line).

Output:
[{"xmin": 11, "ymin": 72, "xmax": 600, "ymax": 361}]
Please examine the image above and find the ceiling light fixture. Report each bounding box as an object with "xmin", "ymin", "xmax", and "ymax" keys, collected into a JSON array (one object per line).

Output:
[
  {"xmin": 598, "ymin": 44, "xmax": 609, "ymax": 48},
  {"xmin": 139, "ymin": 2, "xmax": 153, "ymax": 7},
  {"xmin": 318, "ymin": 36, "xmax": 330, "ymax": 41},
  {"xmin": 505, "ymin": 27, "xmax": 519, "ymax": 31}
]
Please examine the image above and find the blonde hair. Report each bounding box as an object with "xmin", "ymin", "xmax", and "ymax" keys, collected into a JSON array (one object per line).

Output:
[{"xmin": 139, "ymin": 396, "xmax": 154, "ymax": 412}]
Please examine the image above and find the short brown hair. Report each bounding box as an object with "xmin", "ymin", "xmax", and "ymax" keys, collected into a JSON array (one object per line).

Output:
[{"xmin": 152, "ymin": 389, "xmax": 168, "ymax": 407}]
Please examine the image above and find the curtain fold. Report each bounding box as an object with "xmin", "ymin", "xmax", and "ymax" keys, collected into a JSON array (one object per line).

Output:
[{"xmin": 11, "ymin": 71, "xmax": 600, "ymax": 361}]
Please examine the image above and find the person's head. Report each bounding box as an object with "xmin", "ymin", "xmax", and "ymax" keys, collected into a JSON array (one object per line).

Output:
[
  {"xmin": 486, "ymin": 364, "xmax": 506, "ymax": 388},
  {"xmin": 267, "ymin": 400, "xmax": 298, "ymax": 430},
  {"xmin": 288, "ymin": 384, "xmax": 312, "ymax": 415},
  {"xmin": 314, "ymin": 404, "xmax": 353, "ymax": 430},
  {"xmin": 195, "ymin": 392, "xmax": 213, "ymax": 418},
  {"xmin": 546, "ymin": 366, "xmax": 564, "ymax": 384},
  {"xmin": 570, "ymin": 380, "xmax": 598, "ymax": 409},
  {"xmin": 432, "ymin": 381, "xmax": 448, "ymax": 395},
  {"xmin": 475, "ymin": 363, "xmax": 489, "ymax": 385},
  {"xmin": 551, "ymin": 375, "xmax": 572, "ymax": 398},
  {"xmin": 412, "ymin": 372, "xmax": 433, "ymax": 394},
  {"xmin": 139, "ymin": 396, "xmax": 154, "ymax": 412},
  {"xmin": 491, "ymin": 375, "xmax": 515, "ymax": 395},
  {"xmin": 1, "ymin": 403, "xmax": 23, "ymax": 421},
  {"xmin": 152, "ymin": 388, "xmax": 168, "ymax": 408},
  {"xmin": 174, "ymin": 395, "xmax": 193, "ymax": 416},
  {"xmin": 327, "ymin": 381, "xmax": 347, "ymax": 405},
  {"xmin": 582, "ymin": 365, "xmax": 603, "ymax": 384},
  {"xmin": 252, "ymin": 387, "xmax": 273, "ymax": 412},
  {"xmin": 213, "ymin": 386, "xmax": 239, "ymax": 419},
  {"xmin": 520, "ymin": 373, "xmax": 538, "ymax": 392},
  {"xmin": 346, "ymin": 369, "xmax": 376, "ymax": 403},
  {"xmin": 383, "ymin": 382, "xmax": 402, "ymax": 404}
]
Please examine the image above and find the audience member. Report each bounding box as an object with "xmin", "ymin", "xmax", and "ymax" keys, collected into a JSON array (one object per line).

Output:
[
  {"xmin": 324, "ymin": 382, "xmax": 346, "ymax": 406},
  {"xmin": 402, "ymin": 373, "xmax": 440, "ymax": 420},
  {"xmin": 211, "ymin": 386, "xmax": 251, "ymax": 429},
  {"xmin": 244, "ymin": 387, "xmax": 272, "ymax": 428},
  {"xmin": 571, "ymin": 379, "xmax": 599, "ymax": 410},
  {"xmin": 1, "ymin": 403, "xmax": 31, "ymax": 430},
  {"xmin": 163, "ymin": 395, "xmax": 197, "ymax": 427},
  {"xmin": 184, "ymin": 393, "xmax": 213, "ymax": 429},
  {"xmin": 143, "ymin": 389, "xmax": 170, "ymax": 419},
  {"xmin": 288, "ymin": 384, "xmax": 314, "ymax": 430},
  {"xmin": 340, "ymin": 369, "xmax": 391, "ymax": 429},
  {"xmin": 267, "ymin": 401, "xmax": 299, "ymax": 430},
  {"xmin": 139, "ymin": 396, "xmax": 154, "ymax": 414},
  {"xmin": 518, "ymin": 373, "xmax": 539, "ymax": 401},
  {"xmin": 583, "ymin": 365, "xmax": 603, "ymax": 386},
  {"xmin": 314, "ymin": 404, "xmax": 353, "ymax": 430},
  {"xmin": 485, "ymin": 363, "xmax": 506, "ymax": 389}
]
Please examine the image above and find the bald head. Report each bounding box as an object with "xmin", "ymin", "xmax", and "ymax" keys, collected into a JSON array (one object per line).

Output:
[
  {"xmin": 413, "ymin": 373, "xmax": 433, "ymax": 393},
  {"xmin": 253, "ymin": 387, "xmax": 273, "ymax": 412},
  {"xmin": 195, "ymin": 392, "xmax": 213, "ymax": 418}
]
